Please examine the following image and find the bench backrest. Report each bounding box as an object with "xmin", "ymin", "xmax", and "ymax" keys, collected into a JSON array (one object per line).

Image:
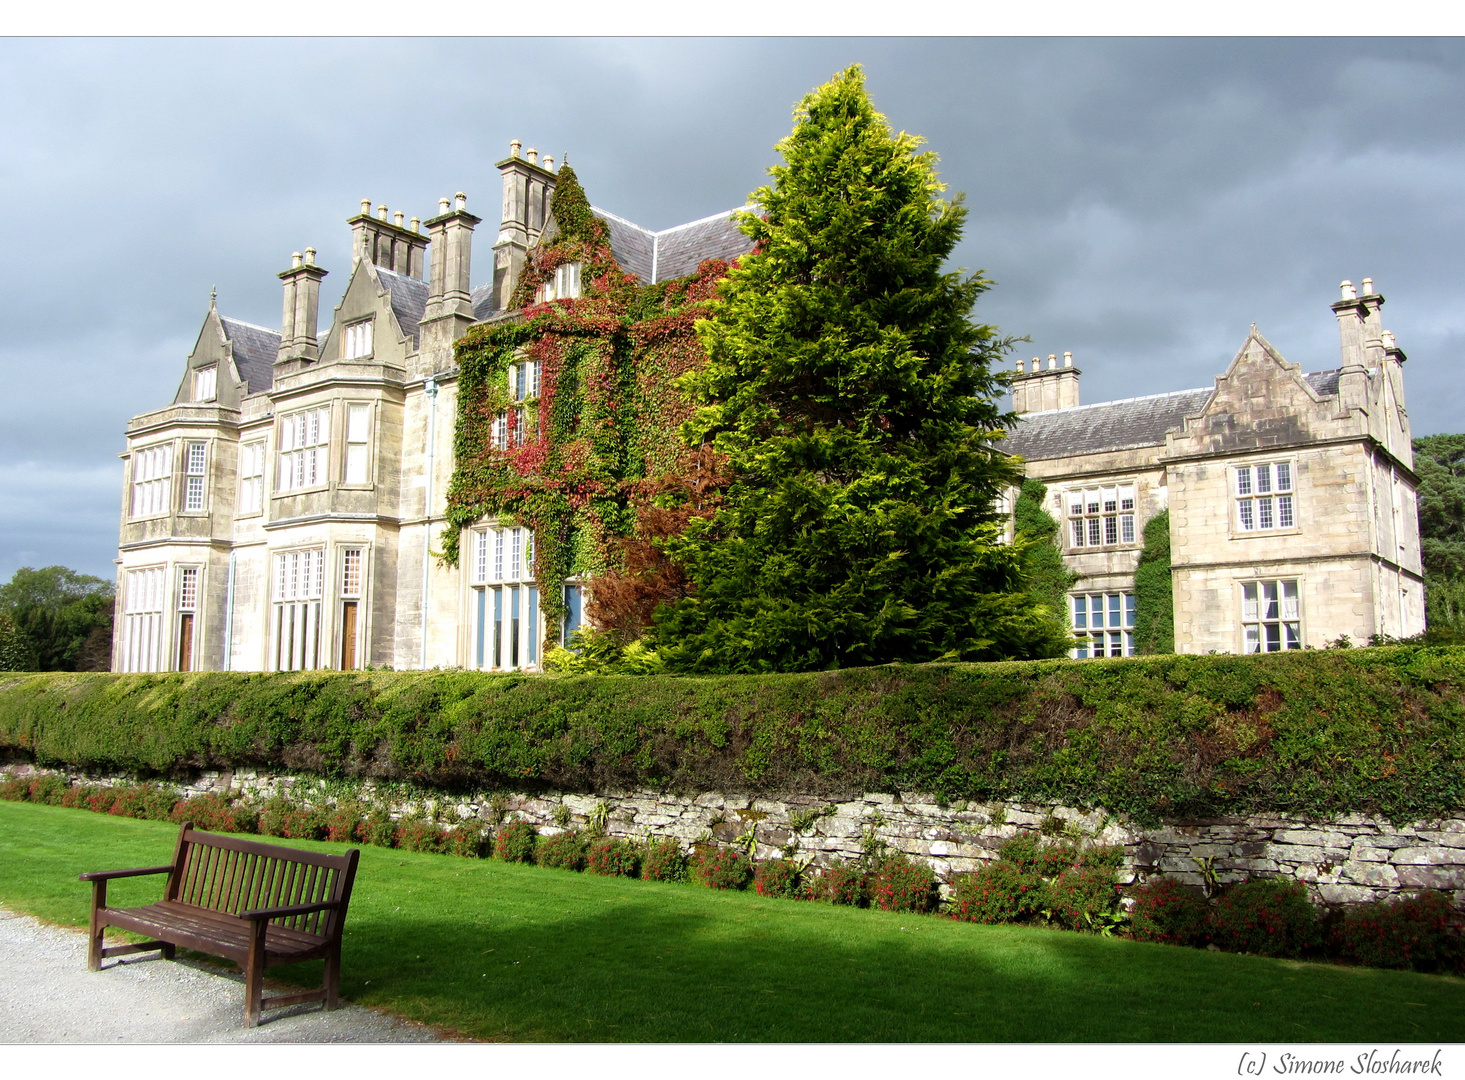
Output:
[{"xmin": 165, "ymin": 823, "xmax": 359, "ymax": 938}]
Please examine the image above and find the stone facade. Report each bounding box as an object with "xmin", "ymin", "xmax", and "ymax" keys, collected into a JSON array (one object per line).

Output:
[
  {"xmin": 7, "ymin": 763, "xmax": 1458, "ymax": 907},
  {"xmin": 1006, "ymin": 280, "xmax": 1424, "ymax": 657}
]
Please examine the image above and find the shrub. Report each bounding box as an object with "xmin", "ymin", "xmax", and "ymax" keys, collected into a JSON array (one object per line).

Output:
[
  {"xmin": 691, "ymin": 845, "xmax": 752, "ymax": 890},
  {"xmin": 27, "ymin": 774, "xmax": 68, "ymax": 806},
  {"xmin": 869, "ymin": 853, "xmax": 938, "ymax": 914},
  {"xmin": 85, "ymin": 787, "xmax": 120, "ymax": 814},
  {"xmin": 0, "ymin": 774, "xmax": 31, "ymax": 801},
  {"xmin": 445, "ymin": 825, "xmax": 487, "ymax": 858},
  {"xmin": 950, "ymin": 860, "xmax": 1048, "ymax": 923},
  {"xmin": 258, "ymin": 796, "xmax": 325, "ymax": 840},
  {"xmin": 807, "ymin": 864, "xmax": 867, "ymax": 906},
  {"xmin": 397, "ymin": 818, "xmax": 448, "ymax": 854},
  {"xmin": 170, "ymin": 791, "xmax": 259, "ymax": 834},
  {"xmin": 1207, "ymin": 877, "xmax": 1320, "ymax": 958},
  {"xmin": 1128, "ymin": 876, "xmax": 1210, "ymax": 946},
  {"xmin": 641, "ymin": 837, "xmax": 687, "ymax": 882},
  {"xmin": 356, "ymin": 809, "xmax": 398, "ymax": 848},
  {"xmin": 1047, "ymin": 865, "xmax": 1121, "ymax": 932},
  {"xmin": 61, "ymin": 783, "xmax": 98, "ymax": 809},
  {"xmin": 1334, "ymin": 891, "xmax": 1465, "ymax": 973},
  {"xmin": 494, "ymin": 820, "xmax": 538, "ymax": 863},
  {"xmin": 106, "ymin": 783, "xmax": 176, "ymax": 822},
  {"xmin": 996, "ymin": 834, "xmax": 1044, "ymax": 872},
  {"xmin": 323, "ymin": 801, "xmax": 364, "ymax": 843},
  {"xmin": 753, "ymin": 858, "xmax": 803, "ymax": 899},
  {"xmin": 536, "ymin": 830, "xmax": 587, "ymax": 871},
  {"xmin": 586, "ymin": 837, "xmax": 641, "ymax": 877}
]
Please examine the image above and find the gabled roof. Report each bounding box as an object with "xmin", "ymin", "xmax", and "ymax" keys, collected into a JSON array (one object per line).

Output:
[
  {"xmin": 591, "ymin": 205, "xmax": 755, "ymax": 283},
  {"xmin": 219, "ymin": 317, "xmax": 280, "ymax": 395},
  {"xmin": 471, "ymin": 283, "xmax": 497, "ymax": 322},
  {"xmin": 1005, "ymin": 368, "xmax": 1345, "ymax": 463},
  {"xmin": 374, "ymin": 267, "xmax": 429, "ymax": 347}
]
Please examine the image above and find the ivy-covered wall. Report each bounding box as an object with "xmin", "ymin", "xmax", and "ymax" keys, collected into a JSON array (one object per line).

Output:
[{"xmin": 443, "ymin": 165, "xmax": 733, "ymax": 640}]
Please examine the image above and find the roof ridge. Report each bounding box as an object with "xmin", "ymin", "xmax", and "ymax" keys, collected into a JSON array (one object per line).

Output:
[
  {"xmin": 1018, "ymin": 385, "xmax": 1211, "ymax": 418},
  {"xmin": 219, "ymin": 316, "xmax": 280, "ymax": 337},
  {"xmin": 591, "ymin": 204, "xmax": 752, "ymax": 238},
  {"xmin": 590, "ymin": 205, "xmax": 653, "ymax": 237}
]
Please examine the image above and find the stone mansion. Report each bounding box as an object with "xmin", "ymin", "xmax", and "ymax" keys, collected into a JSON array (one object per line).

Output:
[{"xmin": 112, "ymin": 143, "xmax": 1424, "ymax": 672}]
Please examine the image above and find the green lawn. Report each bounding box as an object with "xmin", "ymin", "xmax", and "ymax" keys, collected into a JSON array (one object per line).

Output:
[{"xmin": 2, "ymin": 799, "xmax": 1461, "ymax": 1041}]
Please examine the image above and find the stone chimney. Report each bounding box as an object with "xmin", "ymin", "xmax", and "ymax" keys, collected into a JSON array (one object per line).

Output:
[
  {"xmin": 276, "ymin": 247, "xmax": 328, "ymax": 363},
  {"xmin": 492, "ymin": 139, "xmax": 559, "ymax": 311},
  {"xmin": 419, "ymin": 191, "xmax": 482, "ymax": 369},
  {"xmin": 1011, "ymin": 350, "xmax": 1081, "ymax": 413},
  {"xmin": 1332, "ymin": 278, "xmax": 1371, "ymax": 413},
  {"xmin": 348, "ymin": 198, "xmax": 429, "ymax": 279}
]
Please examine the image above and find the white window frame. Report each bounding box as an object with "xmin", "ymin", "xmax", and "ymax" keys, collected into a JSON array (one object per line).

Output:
[
  {"xmin": 193, "ymin": 365, "xmax": 218, "ymax": 402},
  {"xmin": 1071, "ymin": 591, "xmax": 1137, "ymax": 658},
  {"xmin": 119, "ymin": 565, "xmax": 167, "ymax": 672},
  {"xmin": 277, "ymin": 406, "xmax": 331, "ymax": 493},
  {"xmin": 271, "ymin": 548, "xmax": 325, "ymax": 671},
  {"xmin": 130, "ymin": 444, "xmax": 173, "ymax": 519},
  {"xmin": 1242, "ymin": 579, "xmax": 1302, "ymax": 652},
  {"xmin": 342, "ymin": 319, "xmax": 374, "ymax": 360},
  {"xmin": 238, "ymin": 439, "xmax": 266, "ymax": 515},
  {"xmin": 183, "ymin": 441, "xmax": 208, "ymax": 512},
  {"xmin": 534, "ymin": 261, "xmax": 582, "ymax": 303},
  {"xmin": 344, "ymin": 403, "xmax": 372, "ymax": 485},
  {"xmin": 471, "ymin": 524, "xmax": 541, "ymax": 671},
  {"xmin": 1067, "ymin": 484, "xmax": 1136, "ymax": 549},
  {"xmin": 1235, "ymin": 461, "xmax": 1296, "ymax": 535}
]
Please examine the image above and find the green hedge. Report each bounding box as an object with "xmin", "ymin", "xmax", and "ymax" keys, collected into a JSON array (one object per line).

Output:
[{"xmin": 2, "ymin": 646, "xmax": 1463, "ymax": 826}]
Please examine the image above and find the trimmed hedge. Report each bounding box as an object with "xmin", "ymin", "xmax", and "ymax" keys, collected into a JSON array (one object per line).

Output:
[{"xmin": 1, "ymin": 646, "xmax": 1464, "ymax": 825}]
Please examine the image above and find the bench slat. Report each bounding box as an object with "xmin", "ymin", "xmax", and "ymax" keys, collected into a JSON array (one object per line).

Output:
[{"xmin": 105, "ymin": 904, "xmax": 327, "ymax": 965}]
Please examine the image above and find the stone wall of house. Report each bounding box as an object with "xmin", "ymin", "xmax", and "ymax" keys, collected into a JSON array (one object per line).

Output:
[{"xmin": 6, "ymin": 763, "xmax": 1460, "ymax": 907}]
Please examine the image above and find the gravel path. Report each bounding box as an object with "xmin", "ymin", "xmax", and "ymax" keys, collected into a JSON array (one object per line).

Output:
[{"xmin": 0, "ymin": 907, "xmax": 442, "ymax": 1042}]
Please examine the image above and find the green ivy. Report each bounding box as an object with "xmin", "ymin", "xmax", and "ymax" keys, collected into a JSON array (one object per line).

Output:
[
  {"xmin": 1014, "ymin": 478, "xmax": 1076, "ymax": 627},
  {"xmin": 1132, "ymin": 510, "xmax": 1174, "ymax": 654}
]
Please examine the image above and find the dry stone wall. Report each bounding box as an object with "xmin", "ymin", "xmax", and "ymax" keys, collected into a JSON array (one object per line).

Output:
[{"xmin": 7, "ymin": 763, "xmax": 1461, "ymax": 908}]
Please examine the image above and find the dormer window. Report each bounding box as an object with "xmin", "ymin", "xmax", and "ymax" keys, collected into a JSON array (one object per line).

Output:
[
  {"xmin": 342, "ymin": 319, "xmax": 374, "ymax": 360},
  {"xmin": 534, "ymin": 262, "xmax": 582, "ymax": 303},
  {"xmin": 510, "ymin": 359, "xmax": 540, "ymax": 401},
  {"xmin": 193, "ymin": 366, "xmax": 217, "ymax": 402}
]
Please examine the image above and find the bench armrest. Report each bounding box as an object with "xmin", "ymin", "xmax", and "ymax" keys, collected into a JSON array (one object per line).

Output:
[
  {"xmin": 79, "ymin": 865, "xmax": 175, "ymax": 883},
  {"xmin": 242, "ymin": 899, "xmax": 341, "ymax": 921}
]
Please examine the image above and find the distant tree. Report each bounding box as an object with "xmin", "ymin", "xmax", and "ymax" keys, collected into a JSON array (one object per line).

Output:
[
  {"xmin": 0, "ymin": 565, "xmax": 114, "ymax": 671},
  {"xmin": 1413, "ymin": 434, "xmax": 1465, "ymax": 634},
  {"xmin": 1132, "ymin": 511, "xmax": 1174, "ymax": 654},
  {"xmin": 650, "ymin": 65, "xmax": 1071, "ymax": 672}
]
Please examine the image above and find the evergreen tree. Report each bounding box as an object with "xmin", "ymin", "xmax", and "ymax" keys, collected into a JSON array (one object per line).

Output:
[
  {"xmin": 652, "ymin": 66, "xmax": 1071, "ymax": 672},
  {"xmin": 1132, "ymin": 511, "xmax": 1174, "ymax": 654},
  {"xmin": 1413, "ymin": 434, "xmax": 1465, "ymax": 634},
  {"xmin": 0, "ymin": 565, "xmax": 114, "ymax": 671},
  {"xmin": 1014, "ymin": 478, "xmax": 1076, "ymax": 625}
]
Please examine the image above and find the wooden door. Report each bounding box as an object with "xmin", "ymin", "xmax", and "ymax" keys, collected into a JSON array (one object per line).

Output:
[
  {"xmin": 341, "ymin": 601, "xmax": 358, "ymax": 669},
  {"xmin": 177, "ymin": 614, "xmax": 194, "ymax": 672}
]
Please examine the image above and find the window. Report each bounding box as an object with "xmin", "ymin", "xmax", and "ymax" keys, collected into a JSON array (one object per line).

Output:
[
  {"xmin": 239, "ymin": 440, "xmax": 265, "ymax": 514},
  {"xmin": 177, "ymin": 567, "xmax": 198, "ymax": 672},
  {"xmin": 511, "ymin": 406, "xmax": 526, "ymax": 447},
  {"xmin": 535, "ymin": 261, "xmax": 582, "ymax": 303},
  {"xmin": 471, "ymin": 525, "xmax": 540, "ymax": 671},
  {"xmin": 1235, "ymin": 462, "xmax": 1294, "ymax": 533},
  {"xmin": 119, "ymin": 566, "xmax": 166, "ymax": 672},
  {"xmin": 184, "ymin": 441, "xmax": 207, "ymax": 511},
  {"xmin": 1071, "ymin": 592, "xmax": 1136, "ymax": 658},
  {"xmin": 272, "ymin": 548, "xmax": 324, "ymax": 671},
  {"xmin": 491, "ymin": 412, "xmax": 508, "ymax": 451},
  {"xmin": 340, "ymin": 548, "xmax": 363, "ymax": 669},
  {"xmin": 510, "ymin": 358, "xmax": 540, "ymax": 401},
  {"xmin": 1067, "ymin": 485, "xmax": 1135, "ymax": 548},
  {"xmin": 1243, "ymin": 580, "xmax": 1301, "ymax": 652},
  {"xmin": 193, "ymin": 366, "xmax": 217, "ymax": 402},
  {"xmin": 130, "ymin": 444, "xmax": 172, "ymax": 518},
  {"xmin": 278, "ymin": 406, "xmax": 330, "ymax": 492},
  {"xmin": 563, "ymin": 583, "xmax": 585, "ymax": 645},
  {"xmin": 345, "ymin": 404, "xmax": 371, "ymax": 484},
  {"xmin": 342, "ymin": 319, "xmax": 374, "ymax": 360}
]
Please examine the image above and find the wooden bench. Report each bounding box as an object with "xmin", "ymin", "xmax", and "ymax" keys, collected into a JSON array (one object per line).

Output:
[{"xmin": 80, "ymin": 821, "xmax": 360, "ymax": 1027}]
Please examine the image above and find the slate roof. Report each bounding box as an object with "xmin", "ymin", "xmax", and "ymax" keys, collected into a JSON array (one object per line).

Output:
[
  {"xmin": 471, "ymin": 283, "xmax": 497, "ymax": 322},
  {"xmin": 1005, "ymin": 368, "xmax": 1345, "ymax": 462},
  {"xmin": 219, "ymin": 317, "xmax": 280, "ymax": 395},
  {"xmin": 375, "ymin": 267, "xmax": 429, "ymax": 347},
  {"xmin": 591, "ymin": 205, "xmax": 755, "ymax": 283}
]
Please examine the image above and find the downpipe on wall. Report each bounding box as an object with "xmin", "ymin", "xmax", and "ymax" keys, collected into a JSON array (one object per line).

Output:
[{"xmin": 420, "ymin": 376, "xmax": 438, "ymax": 670}]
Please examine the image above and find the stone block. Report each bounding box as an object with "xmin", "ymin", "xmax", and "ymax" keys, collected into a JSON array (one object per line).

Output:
[
  {"xmin": 1416, "ymin": 832, "xmax": 1465, "ymax": 849},
  {"xmin": 1317, "ymin": 883, "xmax": 1383, "ymax": 905},
  {"xmin": 1391, "ymin": 846, "xmax": 1465, "ymax": 867},
  {"xmin": 1396, "ymin": 865, "xmax": 1465, "ymax": 890},
  {"xmin": 1348, "ymin": 845, "xmax": 1392, "ymax": 863},
  {"xmin": 1273, "ymin": 829, "xmax": 1353, "ymax": 848},
  {"xmin": 1341, "ymin": 861, "xmax": 1400, "ymax": 888}
]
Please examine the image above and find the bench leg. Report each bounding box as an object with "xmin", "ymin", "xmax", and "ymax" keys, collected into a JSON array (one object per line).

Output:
[
  {"xmin": 87, "ymin": 881, "xmax": 106, "ymax": 972},
  {"xmin": 323, "ymin": 941, "xmax": 341, "ymax": 1011},
  {"xmin": 160, "ymin": 943, "xmax": 176, "ymax": 961},
  {"xmin": 244, "ymin": 920, "xmax": 267, "ymax": 1028}
]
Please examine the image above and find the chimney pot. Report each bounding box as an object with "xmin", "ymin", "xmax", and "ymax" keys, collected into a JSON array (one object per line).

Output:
[
  {"xmin": 1383, "ymin": 329, "xmax": 1397, "ymax": 349},
  {"xmin": 394, "ymin": 211, "xmax": 404, "ymax": 227},
  {"xmin": 510, "ymin": 139, "xmax": 521, "ymax": 159},
  {"xmin": 1031, "ymin": 357, "xmax": 1041, "ymax": 373},
  {"xmin": 543, "ymin": 154, "xmax": 554, "ymax": 171},
  {"xmin": 1015, "ymin": 358, "xmax": 1025, "ymax": 373},
  {"xmin": 1047, "ymin": 353, "xmax": 1057, "ymax": 370},
  {"xmin": 1063, "ymin": 351, "xmax": 1073, "ymax": 367},
  {"xmin": 360, "ymin": 198, "xmax": 370, "ymax": 215},
  {"xmin": 410, "ymin": 217, "xmax": 420, "ymax": 233},
  {"xmin": 439, "ymin": 196, "xmax": 451, "ymax": 215},
  {"xmin": 1362, "ymin": 277, "xmax": 1374, "ymax": 295},
  {"xmin": 1340, "ymin": 280, "xmax": 1356, "ymax": 300},
  {"xmin": 291, "ymin": 251, "xmax": 303, "ymax": 269},
  {"xmin": 455, "ymin": 191, "xmax": 467, "ymax": 211},
  {"xmin": 526, "ymin": 147, "xmax": 538, "ymax": 165},
  {"xmin": 304, "ymin": 247, "xmax": 316, "ymax": 265},
  {"xmin": 377, "ymin": 204, "xmax": 388, "ymax": 221}
]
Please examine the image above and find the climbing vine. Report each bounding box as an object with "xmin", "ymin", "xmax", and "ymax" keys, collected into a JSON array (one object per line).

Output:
[{"xmin": 443, "ymin": 164, "xmax": 734, "ymax": 646}]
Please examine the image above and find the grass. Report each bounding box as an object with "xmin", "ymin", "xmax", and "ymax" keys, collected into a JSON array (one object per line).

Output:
[{"xmin": 2, "ymin": 799, "xmax": 1462, "ymax": 1042}]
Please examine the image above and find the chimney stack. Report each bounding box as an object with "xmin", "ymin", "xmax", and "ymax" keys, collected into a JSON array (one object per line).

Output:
[
  {"xmin": 420, "ymin": 189, "xmax": 482, "ymax": 370},
  {"xmin": 276, "ymin": 247, "xmax": 328, "ymax": 363},
  {"xmin": 1012, "ymin": 351, "xmax": 1081, "ymax": 413},
  {"xmin": 493, "ymin": 138, "xmax": 559, "ymax": 311},
  {"xmin": 1332, "ymin": 276, "xmax": 1371, "ymax": 413},
  {"xmin": 349, "ymin": 199, "xmax": 429, "ymax": 279}
]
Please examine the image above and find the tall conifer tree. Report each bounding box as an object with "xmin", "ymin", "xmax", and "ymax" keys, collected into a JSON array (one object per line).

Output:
[{"xmin": 652, "ymin": 66, "xmax": 1070, "ymax": 672}]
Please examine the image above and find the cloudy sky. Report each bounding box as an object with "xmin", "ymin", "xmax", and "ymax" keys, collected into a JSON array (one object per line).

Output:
[{"xmin": 2, "ymin": 37, "xmax": 1463, "ymax": 582}]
